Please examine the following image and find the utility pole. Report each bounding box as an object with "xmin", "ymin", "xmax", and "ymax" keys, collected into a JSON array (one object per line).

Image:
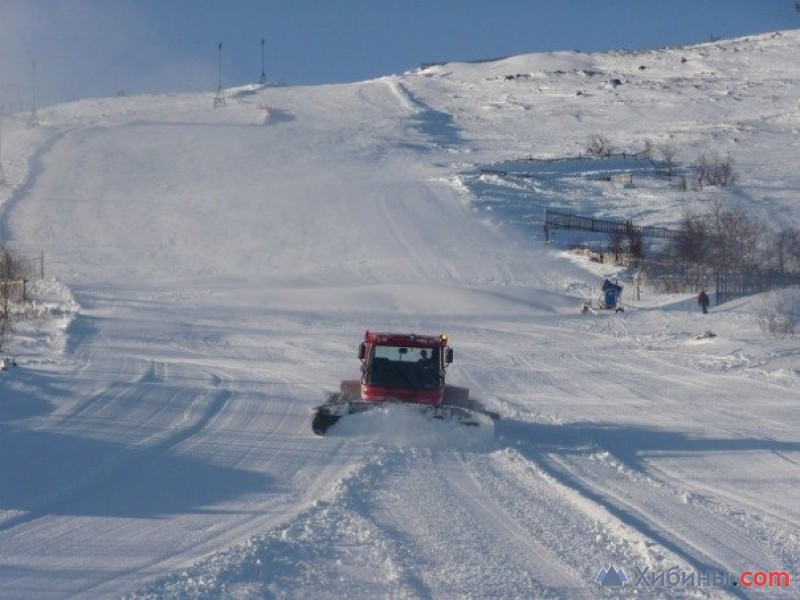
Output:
[
  {"xmin": 213, "ymin": 42, "xmax": 226, "ymax": 108},
  {"xmin": 27, "ymin": 59, "xmax": 39, "ymax": 128},
  {"xmin": 260, "ymin": 38, "xmax": 267, "ymax": 84},
  {"xmin": 0, "ymin": 111, "xmax": 5, "ymax": 185}
]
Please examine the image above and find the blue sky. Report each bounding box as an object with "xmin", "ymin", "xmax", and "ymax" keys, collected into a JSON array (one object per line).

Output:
[{"xmin": 1, "ymin": 0, "xmax": 797, "ymax": 108}]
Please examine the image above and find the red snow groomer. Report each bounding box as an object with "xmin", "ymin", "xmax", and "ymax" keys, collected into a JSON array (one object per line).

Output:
[{"xmin": 312, "ymin": 330, "xmax": 499, "ymax": 435}]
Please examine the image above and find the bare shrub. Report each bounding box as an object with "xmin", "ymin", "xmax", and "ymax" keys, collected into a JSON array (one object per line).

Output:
[
  {"xmin": 642, "ymin": 139, "xmax": 654, "ymax": 162},
  {"xmin": 655, "ymin": 202, "xmax": 770, "ymax": 290},
  {"xmin": 768, "ymin": 225, "xmax": 800, "ymax": 274},
  {"xmin": 705, "ymin": 153, "xmax": 737, "ymax": 187},
  {"xmin": 692, "ymin": 154, "xmax": 710, "ymax": 190},
  {"xmin": 692, "ymin": 152, "xmax": 737, "ymax": 189},
  {"xmin": 675, "ymin": 208, "xmax": 710, "ymax": 265},
  {"xmin": 626, "ymin": 225, "xmax": 645, "ymax": 261},
  {"xmin": 586, "ymin": 135, "xmax": 615, "ymax": 157},
  {"xmin": 608, "ymin": 230, "xmax": 625, "ymax": 262},
  {"xmin": 0, "ymin": 244, "xmax": 26, "ymax": 353},
  {"xmin": 755, "ymin": 292, "xmax": 797, "ymax": 339},
  {"xmin": 657, "ymin": 143, "xmax": 677, "ymax": 180},
  {"xmin": 708, "ymin": 200, "xmax": 763, "ymax": 272},
  {"xmin": 0, "ymin": 290, "xmax": 13, "ymax": 354}
]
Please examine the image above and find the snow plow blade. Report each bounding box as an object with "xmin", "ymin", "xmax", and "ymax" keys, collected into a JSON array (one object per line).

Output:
[
  {"xmin": 311, "ymin": 397, "xmax": 370, "ymax": 435},
  {"xmin": 312, "ymin": 394, "xmax": 498, "ymax": 436}
]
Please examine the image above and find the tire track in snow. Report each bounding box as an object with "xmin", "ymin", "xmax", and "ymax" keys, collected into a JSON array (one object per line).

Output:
[
  {"xmin": 462, "ymin": 320, "xmax": 797, "ymax": 595},
  {"xmin": 283, "ymin": 442, "xmax": 593, "ymax": 597},
  {"xmin": 41, "ymin": 382, "xmax": 356, "ymax": 597},
  {"xmin": 137, "ymin": 440, "xmax": 591, "ymax": 598},
  {"xmin": 562, "ymin": 343, "xmax": 800, "ymax": 550},
  {"xmin": 127, "ymin": 446, "xmax": 405, "ymax": 599},
  {"xmin": 452, "ymin": 447, "xmax": 734, "ymax": 597},
  {"xmin": 538, "ymin": 450, "xmax": 786, "ymax": 598},
  {"xmin": 491, "ymin": 441, "xmax": 739, "ymax": 598},
  {"xmin": 51, "ymin": 309, "xmax": 370, "ymax": 597},
  {"xmin": 432, "ymin": 451, "xmax": 592, "ymax": 596},
  {"xmin": 0, "ymin": 125, "xmax": 78, "ymax": 241},
  {"xmin": 0, "ymin": 378, "xmax": 233, "ymax": 536}
]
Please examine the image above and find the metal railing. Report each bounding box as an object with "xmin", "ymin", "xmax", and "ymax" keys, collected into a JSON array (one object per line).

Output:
[
  {"xmin": 543, "ymin": 209, "xmax": 682, "ymax": 241},
  {"xmin": 715, "ymin": 271, "xmax": 800, "ymax": 305},
  {"xmin": 0, "ymin": 280, "xmax": 26, "ymax": 302}
]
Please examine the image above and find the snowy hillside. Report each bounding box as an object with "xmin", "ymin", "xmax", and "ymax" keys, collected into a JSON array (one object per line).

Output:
[{"xmin": 1, "ymin": 30, "xmax": 799, "ymax": 598}]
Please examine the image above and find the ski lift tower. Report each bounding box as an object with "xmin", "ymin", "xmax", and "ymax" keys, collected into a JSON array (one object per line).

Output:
[
  {"xmin": 260, "ymin": 38, "xmax": 267, "ymax": 84},
  {"xmin": 0, "ymin": 109, "xmax": 5, "ymax": 185},
  {"xmin": 27, "ymin": 59, "xmax": 39, "ymax": 128},
  {"xmin": 213, "ymin": 42, "xmax": 226, "ymax": 108}
]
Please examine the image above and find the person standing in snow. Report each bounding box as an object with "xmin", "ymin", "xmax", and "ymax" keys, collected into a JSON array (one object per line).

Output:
[{"xmin": 698, "ymin": 290, "xmax": 710, "ymax": 314}]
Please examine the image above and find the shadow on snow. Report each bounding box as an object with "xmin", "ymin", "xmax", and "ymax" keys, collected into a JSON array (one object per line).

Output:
[
  {"xmin": 496, "ymin": 419, "xmax": 800, "ymax": 473},
  {"xmin": 0, "ymin": 366, "xmax": 270, "ymax": 525},
  {"xmin": 0, "ymin": 422, "xmax": 270, "ymax": 526}
]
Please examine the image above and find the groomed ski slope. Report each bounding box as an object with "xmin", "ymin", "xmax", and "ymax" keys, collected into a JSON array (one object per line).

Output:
[{"xmin": 1, "ymin": 31, "xmax": 799, "ymax": 598}]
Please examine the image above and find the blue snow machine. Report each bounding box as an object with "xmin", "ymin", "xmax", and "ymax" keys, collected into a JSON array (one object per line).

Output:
[
  {"xmin": 600, "ymin": 279, "xmax": 624, "ymax": 312},
  {"xmin": 582, "ymin": 279, "xmax": 625, "ymax": 314}
]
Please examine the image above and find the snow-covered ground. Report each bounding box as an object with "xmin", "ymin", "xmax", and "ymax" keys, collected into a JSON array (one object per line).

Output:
[{"xmin": 1, "ymin": 30, "xmax": 798, "ymax": 598}]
